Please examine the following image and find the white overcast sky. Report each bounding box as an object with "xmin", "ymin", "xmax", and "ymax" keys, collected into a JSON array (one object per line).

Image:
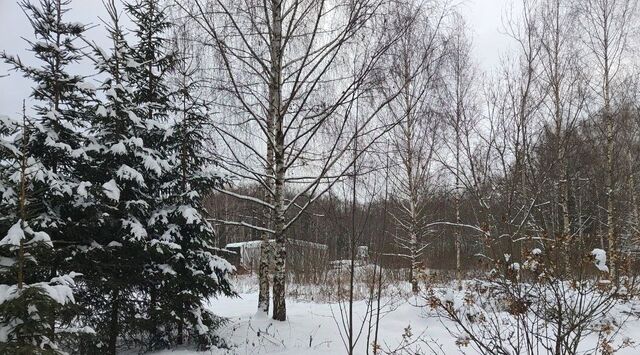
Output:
[{"xmin": 0, "ymin": 0, "xmax": 516, "ymax": 117}]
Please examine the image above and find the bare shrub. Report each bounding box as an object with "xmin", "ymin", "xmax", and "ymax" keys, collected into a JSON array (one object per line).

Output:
[{"xmin": 427, "ymin": 248, "xmax": 637, "ymax": 355}]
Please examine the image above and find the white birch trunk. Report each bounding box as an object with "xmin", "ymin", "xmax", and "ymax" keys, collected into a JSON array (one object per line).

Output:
[{"xmin": 269, "ymin": 0, "xmax": 287, "ymax": 321}]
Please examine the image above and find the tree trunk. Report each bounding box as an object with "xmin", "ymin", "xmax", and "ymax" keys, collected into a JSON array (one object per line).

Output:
[
  {"xmin": 348, "ymin": 134, "xmax": 358, "ymax": 355},
  {"xmin": 258, "ymin": 123, "xmax": 274, "ymax": 313},
  {"xmin": 149, "ymin": 286, "xmax": 158, "ymax": 347},
  {"xmin": 177, "ymin": 317, "xmax": 183, "ymax": 345},
  {"xmin": 258, "ymin": 237, "xmax": 271, "ymax": 313},
  {"xmin": 17, "ymin": 101, "xmax": 27, "ymax": 291},
  {"xmin": 604, "ymin": 52, "xmax": 616, "ymax": 280},
  {"xmin": 406, "ymin": 110, "xmax": 419, "ymax": 295},
  {"xmin": 629, "ymin": 151, "xmax": 640, "ymax": 246},
  {"xmin": 409, "ymin": 230, "xmax": 418, "ymax": 294},
  {"xmin": 455, "ymin": 76, "xmax": 462, "ymax": 290},
  {"xmin": 606, "ymin": 107, "xmax": 616, "ymax": 279},
  {"xmin": 271, "ymin": 151, "xmax": 286, "ymax": 321},
  {"xmin": 108, "ymin": 289, "xmax": 120, "ymax": 355},
  {"xmin": 561, "ymin": 161, "xmax": 571, "ymax": 274},
  {"xmin": 270, "ymin": 0, "xmax": 286, "ymax": 321}
]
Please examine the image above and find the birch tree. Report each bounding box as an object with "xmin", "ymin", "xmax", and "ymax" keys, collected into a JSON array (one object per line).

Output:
[
  {"xmin": 440, "ymin": 12, "xmax": 479, "ymax": 289},
  {"xmin": 383, "ymin": 0, "xmax": 448, "ymax": 294},
  {"xmin": 537, "ymin": 0, "xmax": 588, "ymax": 273},
  {"xmin": 491, "ymin": 0, "xmax": 545, "ymax": 256},
  {"xmin": 177, "ymin": 0, "xmax": 408, "ymax": 321},
  {"xmin": 578, "ymin": 0, "xmax": 637, "ymax": 279}
]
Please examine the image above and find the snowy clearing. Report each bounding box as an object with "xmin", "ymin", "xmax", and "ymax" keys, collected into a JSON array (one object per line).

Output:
[{"xmin": 146, "ymin": 281, "xmax": 640, "ymax": 355}]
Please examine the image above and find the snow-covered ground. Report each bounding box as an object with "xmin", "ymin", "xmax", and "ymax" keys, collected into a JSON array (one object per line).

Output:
[
  {"xmin": 150, "ymin": 292, "xmax": 453, "ymax": 355},
  {"xmin": 147, "ymin": 280, "xmax": 640, "ymax": 355}
]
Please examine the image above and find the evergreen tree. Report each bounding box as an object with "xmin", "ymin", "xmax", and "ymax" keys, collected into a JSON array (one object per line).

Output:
[
  {"xmin": 124, "ymin": 0, "xmax": 234, "ymax": 349},
  {"xmin": 150, "ymin": 26, "xmax": 235, "ymax": 349},
  {"xmin": 0, "ymin": 0, "xmax": 93, "ymax": 351},
  {"xmin": 75, "ymin": 0, "xmax": 233, "ymax": 351},
  {"xmin": 75, "ymin": 1, "xmax": 154, "ymax": 352},
  {"xmin": 1, "ymin": 1, "xmax": 234, "ymax": 352},
  {"xmin": 2, "ymin": 0, "xmax": 95, "ymax": 240},
  {"xmin": 123, "ymin": 0, "xmax": 180, "ymax": 350},
  {"xmin": 0, "ymin": 108, "xmax": 79, "ymax": 354}
]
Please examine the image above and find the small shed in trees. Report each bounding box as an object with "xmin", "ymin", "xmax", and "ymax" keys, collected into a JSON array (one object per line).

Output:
[
  {"xmin": 224, "ymin": 240, "xmax": 269, "ymax": 273},
  {"xmin": 224, "ymin": 239, "xmax": 328, "ymax": 275}
]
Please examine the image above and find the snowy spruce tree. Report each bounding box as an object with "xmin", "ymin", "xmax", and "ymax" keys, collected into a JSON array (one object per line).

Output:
[
  {"xmin": 0, "ymin": 0, "xmax": 94, "ymax": 352},
  {"xmin": 74, "ymin": 1, "xmax": 157, "ymax": 352},
  {"xmin": 156, "ymin": 26, "xmax": 235, "ymax": 348},
  {"xmin": 125, "ymin": 0, "xmax": 186, "ymax": 349},
  {"xmin": 76, "ymin": 0, "xmax": 233, "ymax": 351},
  {"xmin": 0, "ymin": 109, "xmax": 79, "ymax": 354},
  {"xmin": 124, "ymin": 0, "xmax": 234, "ymax": 349}
]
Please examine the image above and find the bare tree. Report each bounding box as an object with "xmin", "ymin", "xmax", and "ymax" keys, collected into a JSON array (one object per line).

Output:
[
  {"xmin": 384, "ymin": 0, "xmax": 448, "ymax": 294},
  {"xmin": 578, "ymin": 0, "xmax": 637, "ymax": 279},
  {"xmin": 177, "ymin": 0, "xmax": 409, "ymax": 320},
  {"xmin": 440, "ymin": 12, "xmax": 480, "ymax": 289},
  {"xmin": 535, "ymin": 0, "xmax": 589, "ymax": 274},
  {"xmin": 501, "ymin": 0, "xmax": 546, "ymax": 254},
  {"xmin": 333, "ymin": 122, "xmax": 377, "ymax": 355}
]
